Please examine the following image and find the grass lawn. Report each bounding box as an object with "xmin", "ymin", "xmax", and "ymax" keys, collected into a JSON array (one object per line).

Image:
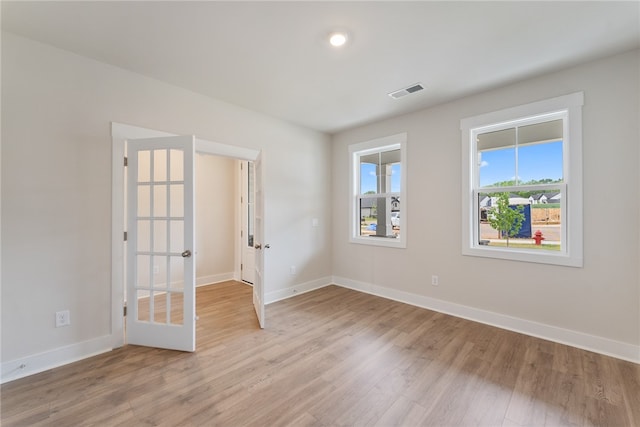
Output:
[{"xmin": 488, "ymin": 241, "xmax": 561, "ymax": 251}]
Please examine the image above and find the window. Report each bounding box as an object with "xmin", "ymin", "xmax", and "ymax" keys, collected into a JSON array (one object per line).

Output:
[
  {"xmin": 350, "ymin": 133, "xmax": 407, "ymax": 248},
  {"xmin": 461, "ymin": 93, "xmax": 583, "ymax": 267}
]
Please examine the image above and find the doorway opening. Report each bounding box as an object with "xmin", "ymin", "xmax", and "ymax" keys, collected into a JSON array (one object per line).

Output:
[{"xmin": 111, "ymin": 122, "xmax": 265, "ymax": 351}]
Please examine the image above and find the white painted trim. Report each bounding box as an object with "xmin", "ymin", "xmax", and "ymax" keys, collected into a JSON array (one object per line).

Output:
[
  {"xmin": 460, "ymin": 92, "xmax": 584, "ymax": 267},
  {"xmin": 265, "ymin": 277, "xmax": 332, "ymax": 304},
  {"xmin": 111, "ymin": 136, "xmax": 126, "ymax": 349},
  {"xmin": 332, "ymin": 276, "xmax": 640, "ymax": 364},
  {"xmin": 196, "ymin": 139, "xmax": 258, "ymax": 161},
  {"xmin": 349, "ymin": 133, "xmax": 407, "ymax": 249},
  {"xmin": 1, "ymin": 335, "xmax": 113, "ymax": 384},
  {"xmin": 196, "ymin": 272, "xmax": 236, "ymax": 287}
]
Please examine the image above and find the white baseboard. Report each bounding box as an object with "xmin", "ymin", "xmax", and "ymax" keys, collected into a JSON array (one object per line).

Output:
[
  {"xmin": 332, "ymin": 276, "xmax": 640, "ymax": 364},
  {"xmin": 196, "ymin": 272, "xmax": 235, "ymax": 287},
  {"xmin": 266, "ymin": 276, "xmax": 332, "ymax": 304},
  {"xmin": 1, "ymin": 335, "xmax": 114, "ymax": 384}
]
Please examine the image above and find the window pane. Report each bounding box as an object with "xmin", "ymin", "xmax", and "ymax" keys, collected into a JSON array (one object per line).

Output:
[
  {"xmin": 360, "ymin": 162, "xmax": 377, "ymax": 194},
  {"xmin": 136, "ymin": 255, "xmax": 150, "ymax": 288},
  {"xmin": 169, "ymin": 256, "xmax": 184, "ymax": 290},
  {"xmin": 169, "ymin": 184, "xmax": 184, "ymax": 217},
  {"xmin": 153, "ymin": 255, "xmax": 167, "ymax": 289},
  {"xmin": 247, "ymin": 162, "xmax": 255, "ymax": 247},
  {"xmin": 359, "ymin": 198, "xmax": 377, "ymax": 236},
  {"xmin": 247, "ymin": 202, "xmax": 254, "ymax": 247},
  {"xmin": 137, "ymin": 185, "xmax": 150, "ymax": 217},
  {"xmin": 479, "ymin": 147, "xmax": 515, "ymax": 188},
  {"xmin": 358, "ymin": 196, "xmax": 399, "ymax": 239},
  {"xmin": 391, "ymin": 164, "xmax": 401, "ymax": 192},
  {"xmin": 137, "ymin": 150, "xmax": 150, "ymax": 183},
  {"xmin": 169, "ymin": 149, "xmax": 184, "ymax": 181},
  {"xmin": 137, "ymin": 220, "xmax": 150, "ymax": 252},
  {"xmin": 153, "ymin": 220, "xmax": 167, "ymax": 253},
  {"xmin": 153, "ymin": 185, "xmax": 167, "ymax": 217},
  {"xmin": 478, "ymin": 191, "xmax": 561, "ymax": 251},
  {"xmin": 359, "ymin": 149, "xmax": 401, "ymax": 194},
  {"xmin": 169, "ymin": 292, "xmax": 184, "ymax": 325},
  {"xmin": 153, "ymin": 292, "xmax": 168, "ymax": 324},
  {"xmin": 153, "ymin": 149, "xmax": 167, "ymax": 182},
  {"xmin": 136, "ymin": 290, "xmax": 150, "ymax": 322},
  {"xmin": 518, "ymin": 140, "xmax": 563, "ymax": 184},
  {"xmin": 169, "ymin": 220, "xmax": 184, "ymax": 253}
]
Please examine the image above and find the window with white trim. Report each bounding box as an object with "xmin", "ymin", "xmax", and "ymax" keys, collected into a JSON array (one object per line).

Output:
[
  {"xmin": 461, "ymin": 93, "xmax": 583, "ymax": 267},
  {"xmin": 350, "ymin": 133, "xmax": 407, "ymax": 248}
]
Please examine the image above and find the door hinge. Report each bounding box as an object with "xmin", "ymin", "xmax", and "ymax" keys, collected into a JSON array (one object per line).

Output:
[
  {"xmin": 123, "ymin": 305, "xmax": 127, "ymax": 317},
  {"xmin": 124, "ymin": 157, "xmax": 128, "ymax": 167},
  {"xmin": 240, "ymin": 230, "xmax": 243, "ymax": 237},
  {"xmin": 124, "ymin": 231, "xmax": 128, "ymax": 241},
  {"xmin": 240, "ymin": 263, "xmax": 243, "ymax": 271}
]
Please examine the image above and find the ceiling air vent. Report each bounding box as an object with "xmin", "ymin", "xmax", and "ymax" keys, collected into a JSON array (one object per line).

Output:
[{"xmin": 388, "ymin": 83, "xmax": 425, "ymax": 99}]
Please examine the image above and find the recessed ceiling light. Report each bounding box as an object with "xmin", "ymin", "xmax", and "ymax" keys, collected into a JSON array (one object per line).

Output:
[{"xmin": 329, "ymin": 32, "xmax": 348, "ymax": 47}]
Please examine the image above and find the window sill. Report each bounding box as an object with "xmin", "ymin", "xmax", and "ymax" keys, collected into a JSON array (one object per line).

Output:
[
  {"xmin": 350, "ymin": 235, "xmax": 406, "ymax": 249},
  {"xmin": 462, "ymin": 245, "xmax": 582, "ymax": 267}
]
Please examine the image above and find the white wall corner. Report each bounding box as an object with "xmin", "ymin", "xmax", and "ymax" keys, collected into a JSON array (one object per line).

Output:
[
  {"xmin": 265, "ymin": 276, "xmax": 333, "ymax": 304},
  {"xmin": 331, "ymin": 276, "xmax": 640, "ymax": 364},
  {"xmin": 1, "ymin": 335, "xmax": 114, "ymax": 384}
]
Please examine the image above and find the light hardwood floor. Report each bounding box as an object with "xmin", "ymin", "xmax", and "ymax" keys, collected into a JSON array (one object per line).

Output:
[{"xmin": 2, "ymin": 281, "xmax": 639, "ymax": 426}]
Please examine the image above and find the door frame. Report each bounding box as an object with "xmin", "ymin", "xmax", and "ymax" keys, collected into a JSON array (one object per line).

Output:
[{"xmin": 111, "ymin": 122, "xmax": 260, "ymax": 348}]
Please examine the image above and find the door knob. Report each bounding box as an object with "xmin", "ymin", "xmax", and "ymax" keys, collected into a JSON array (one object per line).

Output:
[
  {"xmin": 181, "ymin": 250, "xmax": 192, "ymax": 258},
  {"xmin": 254, "ymin": 244, "xmax": 261, "ymax": 250}
]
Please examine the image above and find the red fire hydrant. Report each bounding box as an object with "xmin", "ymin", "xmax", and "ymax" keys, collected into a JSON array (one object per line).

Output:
[{"xmin": 533, "ymin": 230, "xmax": 545, "ymax": 245}]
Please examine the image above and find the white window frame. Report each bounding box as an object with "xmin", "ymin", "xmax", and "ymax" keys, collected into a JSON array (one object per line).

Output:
[
  {"xmin": 349, "ymin": 133, "xmax": 407, "ymax": 248},
  {"xmin": 461, "ymin": 92, "xmax": 583, "ymax": 267}
]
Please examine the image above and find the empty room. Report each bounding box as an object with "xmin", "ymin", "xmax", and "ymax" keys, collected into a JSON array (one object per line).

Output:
[{"xmin": 2, "ymin": 1, "xmax": 639, "ymax": 426}]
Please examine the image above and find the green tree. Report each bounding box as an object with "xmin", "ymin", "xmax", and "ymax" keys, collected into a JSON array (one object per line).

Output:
[{"xmin": 487, "ymin": 193, "xmax": 525, "ymax": 247}]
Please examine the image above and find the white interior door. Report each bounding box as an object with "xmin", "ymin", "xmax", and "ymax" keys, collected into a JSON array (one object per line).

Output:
[
  {"xmin": 241, "ymin": 161, "xmax": 256, "ymax": 283},
  {"xmin": 253, "ymin": 152, "xmax": 265, "ymax": 328},
  {"xmin": 126, "ymin": 135, "xmax": 196, "ymax": 351}
]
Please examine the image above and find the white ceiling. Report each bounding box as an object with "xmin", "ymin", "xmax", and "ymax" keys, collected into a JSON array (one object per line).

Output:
[{"xmin": 2, "ymin": 1, "xmax": 639, "ymax": 134}]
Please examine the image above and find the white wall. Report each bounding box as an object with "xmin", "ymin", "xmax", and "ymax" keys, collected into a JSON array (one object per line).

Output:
[
  {"xmin": 195, "ymin": 154, "xmax": 236, "ymax": 285},
  {"xmin": 331, "ymin": 49, "xmax": 640, "ymax": 361},
  {"xmin": 1, "ymin": 32, "xmax": 332, "ymax": 379}
]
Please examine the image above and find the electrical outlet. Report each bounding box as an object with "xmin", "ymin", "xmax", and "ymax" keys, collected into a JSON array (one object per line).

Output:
[
  {"xmin": 55, "ymin": 310, "xmax": 70, "ymax": 327},
  {"xmin": 290, "ymin": 266, "xmax": 297, "ymax": 275},
  {"xmin": 431, "ymin": 275, "xmax": 439, "ymax": 286}
]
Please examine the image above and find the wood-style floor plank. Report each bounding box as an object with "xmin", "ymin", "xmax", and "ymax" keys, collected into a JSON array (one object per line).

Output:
[{"xmin": 2, "ymin": 281, "xmax": 639, "ymax": 426}]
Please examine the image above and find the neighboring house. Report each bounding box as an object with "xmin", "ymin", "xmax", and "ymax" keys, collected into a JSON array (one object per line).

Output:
[
  {"xmin": 360, "ymin": 198, "xmax": 376, "ymax": 218},
  {"xmin": 549, "ymin": 193, "xmax": 561, "ymax": 203},
  {"xmin": 479, "ymin": 194, "xmax": 530, "ymax": 208},
  {"xmin": 529, "ymin": 192, "xmax": 561, "ymax": 204},
  {"xmin": 359, "ymin": 197, "xmax": 400, "ymax": 218}
]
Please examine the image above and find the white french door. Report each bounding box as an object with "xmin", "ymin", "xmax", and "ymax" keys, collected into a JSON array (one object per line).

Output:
[
  {"xmin": 126, "ymin": 135, "xmax": 196, "ymax": 351},
  {"xmin": 253, "ymin": 151, "xmax": 266, "ymax": 328}
]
